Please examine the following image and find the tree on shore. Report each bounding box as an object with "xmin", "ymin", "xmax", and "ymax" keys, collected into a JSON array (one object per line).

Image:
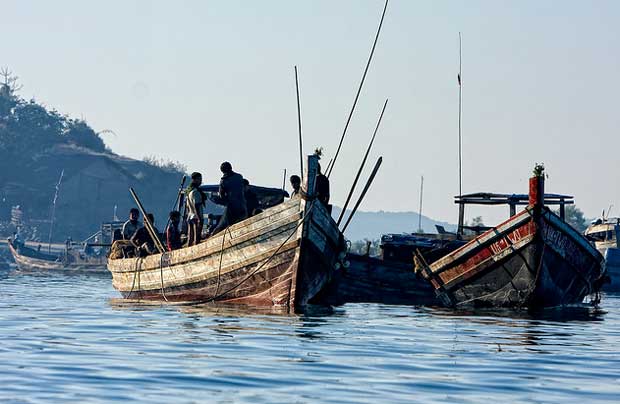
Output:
[{"xmin": 559, "ymin": 205, "xmax": 588, "ymax": 232}]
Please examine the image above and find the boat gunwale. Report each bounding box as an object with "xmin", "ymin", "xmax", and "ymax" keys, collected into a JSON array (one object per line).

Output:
[{"xmin": 108, "ymin": 199, "xmax": 303, "ymax": 271}]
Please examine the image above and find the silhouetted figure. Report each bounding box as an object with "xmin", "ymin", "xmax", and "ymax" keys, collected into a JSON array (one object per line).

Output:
[
  {"xmin": 122, "ymin": 208, "xmax": 142, "ymax": 240},
  {"xmin": 290, "ymin": 175, "xmax": 301, "ymax": 197},
  {"xmin": 315, "ymin": 164, "xmax": 331, "ymax": 213},
  {"xmin": 244, "ymin": 179, "xmax": 261, "ymax": 217},
  {"xmin": 131, "ymin": 213, "xmax": 159, "ymax": 256},
  {"xmin": 166, "ymin": 211, "xmax": 182, "ymax": 251},
  {"xmin": 210, "ymin": 162, "xmax": 247, "ymax": 235},
  {"xmin": 186, "ymin": 172, "xmax": 206, "ymax": 246}
]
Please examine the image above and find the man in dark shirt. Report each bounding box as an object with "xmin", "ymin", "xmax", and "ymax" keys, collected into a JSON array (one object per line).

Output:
[
  {"xmin": 122, "ymin": 208, "xmax": 142, "ymax": 240},
  {"xmin": 131, "ymin": 213, "xmax": 159, "ymax": 256},
  {"xmin": 166, "ymin": 211, "xmax": 182, "ymax": 251},
  {"xmin": 244, "ymin": 179, "xmax": 261, "ymax": 217},
  {"xmin": 210, "ymin": 161, "xmax": 248, "ymax": 235},
  {"xmin": 315, "ymin": 164, "xmax": 331, "ymax": 213}
]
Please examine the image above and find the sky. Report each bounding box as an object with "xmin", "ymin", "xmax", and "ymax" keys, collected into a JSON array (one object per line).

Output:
[{"xmin": 2, "ymin": 0, "xmax": 619, "ymax": 226}]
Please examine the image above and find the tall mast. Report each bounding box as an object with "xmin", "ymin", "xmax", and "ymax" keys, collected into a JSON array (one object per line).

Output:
[
  {"xmin": 48, "ymin": 169, "xmax": 64, "ymax": 253},
  {"xmin": 418, "ymin": 175, "xmax": 424, "ymax": 233},
  {"xmin": 458, "ymin": 32, "xmax": 463, "ymax": 199}
]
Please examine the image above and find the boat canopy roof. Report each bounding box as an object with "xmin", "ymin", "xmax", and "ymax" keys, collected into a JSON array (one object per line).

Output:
[
  {"xmin": 454, "ymin": 192, "xmax": 574, "ymax": 206},
  {"xmin": 199, "ymin": 185, "xmax": 289, "ymax": 208}
]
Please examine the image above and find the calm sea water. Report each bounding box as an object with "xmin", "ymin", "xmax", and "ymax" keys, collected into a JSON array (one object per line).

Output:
[{"xmin": 0, "ymin": 268, "xmax": 619, "ymax": 403}]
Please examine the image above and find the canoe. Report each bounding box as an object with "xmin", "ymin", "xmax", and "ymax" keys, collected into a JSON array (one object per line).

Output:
[
  {"xmin": 107, "ymin": 155, "xmax": 344, "ymax": 312},
  {"xmin": 8, "ymin": 241, "xmax": 108, "ymax": 272},
  {"xmin": 419, "ymin": 170, "xmax": 606, "ymax": 308},
  {"xmin": 317, "ymin": 253, "xmax": 438, "ymax": 306}
]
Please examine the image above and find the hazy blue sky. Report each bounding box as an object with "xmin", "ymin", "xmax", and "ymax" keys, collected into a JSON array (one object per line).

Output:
[{"xmin": 2, "ymin": 0, "xmax": 619, "ymax": 226}]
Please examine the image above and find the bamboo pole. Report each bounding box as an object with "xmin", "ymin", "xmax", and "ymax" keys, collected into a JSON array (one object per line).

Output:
[
  {"xmin": 418, "ymin": 175, "xmax": 424, "ymax": 233},
  {"xmin": 164, "ymin": 174, "xmax": 186, "ymax": 232},
  {"xmin": 47, "ymin": 169, "xmax": 64, "ymax": 253},
  {"xmin": 337, "ymin": 99, "xmax": 388, "ymax": 226},
  {"xmin": 294, "ymin": 66, "xmax": 304, "ymax": 176},
  {"xmin": 342, "ymin": 156, "xmax": 383, "ymax": 233},
  {"xmin": 129, "ymin": 188, "xmax": 165, "ymax": 254},
  {"xmin": 327, "ymin": 0, "xmax": 389, "ymax": 178}
]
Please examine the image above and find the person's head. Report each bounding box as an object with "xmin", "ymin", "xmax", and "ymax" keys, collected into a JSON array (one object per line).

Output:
[
  {"xmin": 146, "ymin": 213, "xmax": 155, "ymax": 225},
  {"xmin": 243, "ymin": 178, "xmax": 250, "ymax": 190},
  {"xmin": 129, "ymin": 208, "xmax": 140, "ymax": 222},
  {"xmin": 290, "ymin": 175, "xmax": 301, "ymax": 190},
  {"xmin": 220, "ymin": 161, "xmax": 233, "ymax": 174},
  {"xmin": 169, "ymin": 210, "xmax": 181, "ymax": 223},
  {"xmin": 191, "ymin": 172, "xmax": 203, "ymax": 187}
]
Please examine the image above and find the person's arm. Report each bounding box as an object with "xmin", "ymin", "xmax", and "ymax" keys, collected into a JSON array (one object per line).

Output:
[
  {"xmin": 121, "ymin": 222, "xmax": 129, "ymax": 239},
  {"xmin": 209, "ymin": 181, "xmax": 227, "ymax": 205},
  {"xmin": 165, "ymin": 226, "xmax": 172, "ymax": 251}
]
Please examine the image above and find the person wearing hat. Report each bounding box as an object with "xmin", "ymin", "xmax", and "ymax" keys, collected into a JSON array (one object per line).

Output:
[{"xmin": 210, "ymin": 161, "xmax": 247, "ymax": 235}]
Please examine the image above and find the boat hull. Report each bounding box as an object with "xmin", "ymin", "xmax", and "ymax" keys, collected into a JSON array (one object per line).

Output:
[
  {"xmin": 108, "ymin": 198, "xmax": 342, "ymax": 312},
  {"xmin": 602, "ymin": 248, "xmax": 620, "ymax": 292},
  {"xmin": 316, "ymin": 253, "xmax": 438, "ymax": 306},
  {"xmin": 421, "ymin": 207, "xmax": 605, "ymax": 308}
]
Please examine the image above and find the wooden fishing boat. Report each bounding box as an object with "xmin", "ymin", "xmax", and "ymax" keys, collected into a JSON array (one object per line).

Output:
[
  {"xmin": 107, "ymin": 155, "xmax": 345, "ymax": 312},
  {"xmin": 317, "ymin": 252, "xmax": 438, "ymax": 306},
  {"xmin": 418, "ymin": 167, "xmax": 606, "ymax": 308},
  {"xmin": 584, "ymin": 218, "xmax": 619, "ymax": 291},
  {"xmin": 8, "ymin": 240, "xmax": 108, "ymax": 272}
]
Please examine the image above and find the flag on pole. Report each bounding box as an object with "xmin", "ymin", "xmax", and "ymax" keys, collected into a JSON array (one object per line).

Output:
[{"xmin": 457, "ymin": 73, "xmax": 461, "ymax": 86}]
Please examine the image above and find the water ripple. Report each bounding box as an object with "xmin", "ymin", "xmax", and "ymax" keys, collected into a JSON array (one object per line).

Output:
[{"xmin": 0, "ymin": 269, "xmax": 619, "ymax": 403}]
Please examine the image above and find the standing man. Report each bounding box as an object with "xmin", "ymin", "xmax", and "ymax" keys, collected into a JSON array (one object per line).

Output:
[
  {"xmin": 166, "ymin": 210, "xmax": 182, "ymax": 251},
  {"xmin": 315, "ymin": 164, "xmax": 331, "ymax": 213},
  {"xmin": 210, "ymin": 162, "xmax": 247, "ymax": 235},
  {"xmin": 186, "ymin": 172, "xmax": 206, "ymax": 246},
  {"xmin": 289, "ymin": 175, "xmax": 301, "ymax": 197},
  {"xmin": 122, "ymin": 208, "xmax": 142, "ymax": 240}
]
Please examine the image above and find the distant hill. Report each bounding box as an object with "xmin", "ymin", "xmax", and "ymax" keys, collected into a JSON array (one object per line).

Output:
[
  {"xmin": 331, "ymin": 206, "xmax": 456, "ymax": 242},
  {"xmin": 0, "ymin": 71, "xmax": 185, "ymax": 241}
]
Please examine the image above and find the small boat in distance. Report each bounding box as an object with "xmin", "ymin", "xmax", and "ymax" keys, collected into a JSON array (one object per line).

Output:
[
  {"xmin": 585, "ymin": 217, "xmax": 619, "ymax": 292},
  {"xmin": 107, "ymin": 155, "xmax": 345, "ymax": 312},
  {"xmin": 418, "ymin": 165, "xmax": 606, "ymax": 309},
  {"xmin": 8, "ymin": 239, "xmax": 108, "ymax": 273}
]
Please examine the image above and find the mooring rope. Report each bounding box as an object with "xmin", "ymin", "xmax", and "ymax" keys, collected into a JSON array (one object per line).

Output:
[
  {"xmin": 159, "ymin": 252, "xmax": 169, "ymax": 302},
  {"xmin": 126, "ymin": 257, "xmax": 141, "ymax": 299},
  {"xmin": 213, "ymin": 226, "xmax": 230, "ymax": 299}
]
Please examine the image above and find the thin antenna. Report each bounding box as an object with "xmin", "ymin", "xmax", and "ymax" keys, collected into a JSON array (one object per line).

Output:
[
  {"xmin": 327, "ymin": 0, "xmax": 389, "ymax": 178},
  {"xmin": 458, "ymin": 32, "xmax": 463, "ymax": 199},
  {"xmin": 294, "ymin": 66, "xmax": 304, "ymax": 176},
  {"xmin": 48, "ymin": 169, "xmax": 65, "ymax": 253},
  {"xmin": 418, "ymin": 175, "xmax": 424, "ymax": 233},
  {"xmin": 282, "ymin": 168, "xmax": 287, "ymax": 190}
]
